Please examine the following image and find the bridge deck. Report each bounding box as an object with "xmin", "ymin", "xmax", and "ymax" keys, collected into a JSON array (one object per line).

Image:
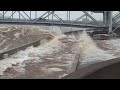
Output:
[{"xmin": 0, "ymin": 19, "xmax": 107, "ymax": 28}]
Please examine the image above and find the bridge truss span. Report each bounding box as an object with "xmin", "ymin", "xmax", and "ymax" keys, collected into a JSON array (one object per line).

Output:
[{"xmin": 0, "ymin": 11, "xmax": 120, "ymax": 35}]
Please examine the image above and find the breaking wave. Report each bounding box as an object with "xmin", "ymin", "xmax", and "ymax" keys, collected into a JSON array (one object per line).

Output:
[
  {"xmin": 78, "ymin": 31, "xmax": 115, "ymax": 64},
  {"xmin": 0, "ymin": 26, "xmax": 66, "ymax": 75}
]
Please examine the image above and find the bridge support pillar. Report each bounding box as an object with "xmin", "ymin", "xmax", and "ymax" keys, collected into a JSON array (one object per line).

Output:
[
  {"xmin": 108, "ymin": 11, "xmax": 113, "ymax": 36},
  {"xmin": 103, "ymin": 11, "xmax": 113, "ymax": 36},
  {"xmin": 103, "ymin": 11, "xmax": 107, "ymax": 25}
]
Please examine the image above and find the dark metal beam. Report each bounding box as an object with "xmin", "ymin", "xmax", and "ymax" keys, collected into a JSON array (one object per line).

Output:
[
  {"xmin": 103, "ymin": 11, "xmax": 107, "ymax": 25},
  {"xmin": 30, "ymin": 11, "xmax": 31, "ymax": 20},
  {"xmin": 86, "ymin": 15, "xmax": 87, "ymax": 26},
  {"xmin": 113, "ymin": 24, "xmax": 120, "ymax": 32},
  {"xmin": 53, "ymin": 13, "xmax": 63, "ymax": 22},
  {"xmin": 52, "ymin": 12, "xmax": 54, "ymax": 29},
  {"xmin": 67, "ymin": 11, "xmax": 68, "ymax": 21},
  {"xmin": 48, "ymin": 12, "xmax": 49, "ymax": 20},
  {"xmin": 35, "ymin": 11, "xmax": 37, "ymax": 19},
  {"xmin": 6, "ymin": 11, "xmax": 16, "ymax": 19},
  {"xmin": 0, "ymin": 11, "xmax": 7, "ymax": 19},
  {"xmin": 23, "ymin": 11, "xmax": 31, "ymax": 20},
  {"xmin": 108, "ymin": 11, "xmax": 113, "ymax": 36},
  {"xmin": 69, "ymin": 11, "xmax": 70, "ymax": 21},
  {"xmin": 74, "ymin": 14, "xmax": 86, "ymax": 22},
  {"xmin": 83, "ymin": 11, "xmax": 101, "ymax": 26},
  {"xmin": 42, "ymin": 11, "xmax": 55, "ymax": 19},
  {"xmin": 113, "ymin": 12, "xmax": 120, "ymax": 20},
  {"xmin": 112, "ymin": 12, "xmax": 120, "ymax": 24},
  {"xmin": 33, "ymin": 11, "xmax": 50, "ymax": 22},
  {"xmin": 16, "ymin": 11, "xmax": 27, "ymax": 20},
  {"xmin": 3, "ymin": 11, "xmax": 4, "ymax": 19},
  {"xmin": 19, "ymin": 11, "xmax": 20, "ymax": 20},
  {"xmin": 12, "ymin": 11, "xmax": 13, "ymax": 19}
]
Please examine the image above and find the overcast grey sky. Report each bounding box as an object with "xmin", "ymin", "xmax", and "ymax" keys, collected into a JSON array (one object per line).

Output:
[{"xmin": 0, "ymin": 11, "xmax": 118, "ymax": 21}]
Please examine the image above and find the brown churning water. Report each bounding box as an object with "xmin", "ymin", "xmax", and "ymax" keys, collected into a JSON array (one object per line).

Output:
[{"xmin": 77, "ymin": 30, "xmax": 115, "ymax": 64}]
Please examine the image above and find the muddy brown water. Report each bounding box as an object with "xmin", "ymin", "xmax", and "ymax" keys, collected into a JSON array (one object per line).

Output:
[
  {"xmin": 0, "ymin": 25, "xmax": 119, "ymax": 79},
  {"xmin": 0, "ymin": 26, "xmax": 54, "ymax": 53},
  {"xmin": 0, "ymin": 33, "xmax": 79, "ymax": 79}
]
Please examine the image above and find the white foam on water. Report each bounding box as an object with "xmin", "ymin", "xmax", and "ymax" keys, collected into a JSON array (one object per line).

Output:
[
  {"xmin": 78, "ymin": 31, "xmax": 116, "ymax": 64},
  {"xmin": 14, "ymin": 32, "xmax": 21, "ymax": 38},
  {"xmin": 102, "ymin": 39, "xmax": 120, "ymax": 57},
  {"xmin": 0, "ymin": 33, "xmax": 6, "ymax": 38},
  {"xmin": 59, "ymin": 73, "xmax": 68, "ymax": 79},
  {"xmin": 3, "ymin": 43, "xmax": 12, "ymax": 51},
  {"xmin": 48, "ymin": 68, "xmax": 63, "ymax": 72},
  {"xmin": 0, "ymin": 39, "xmax": 7, "ymax": 46},
  {"xmin": 50, "ymin": 26, "xmax": 63, "ymax": 36},
  {"xmin": 0, "ymin": 26, "xmax": 66, "ymax": 75},
  {"xmin": 105, "ymin": 39, "xmax": 120, "ymax": 52}
]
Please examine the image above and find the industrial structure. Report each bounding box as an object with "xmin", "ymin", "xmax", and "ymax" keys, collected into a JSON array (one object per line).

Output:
[
  {"xmin": 0, "ymin": 11, "xmax": 120, "ymax": 36},
  {"xmin": 1, "ymin": 11, "xmax": 120, "ymax": 79}
]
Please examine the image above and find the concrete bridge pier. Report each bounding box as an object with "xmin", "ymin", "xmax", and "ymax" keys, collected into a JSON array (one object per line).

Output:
[{"xmin": 103, "ymin": 11, "xmax": 113, "ymax": 36}]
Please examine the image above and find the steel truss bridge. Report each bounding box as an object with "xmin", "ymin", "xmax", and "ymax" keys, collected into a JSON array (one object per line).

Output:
[
  {"xmin": 0, "ymin": 11, "xmax": 120, "ymax": 35},
  {"xmin": 1, "ymin": 11, "xmax": 120, "ymax": 79}
]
